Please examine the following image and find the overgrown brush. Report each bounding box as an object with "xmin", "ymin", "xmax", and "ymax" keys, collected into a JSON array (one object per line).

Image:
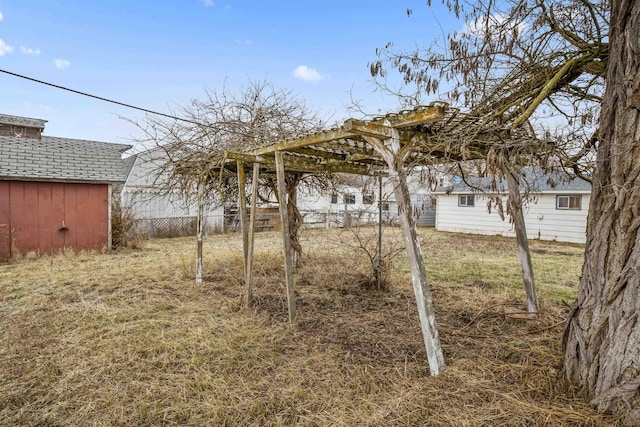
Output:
[{"xmin": 111, "ymin": 196, "xmax": 144, "ymax": 249}]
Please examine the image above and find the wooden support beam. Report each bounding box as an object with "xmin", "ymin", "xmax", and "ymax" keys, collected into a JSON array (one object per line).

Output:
[
  {"xmin": 286, "ymin": 146, "xmax": 347, "ymax": 161},
  {"xmin": 506, "ymin": 170, "xmax": 539, "ymax": 313},
  {"xmin": 389, "ymin": 167, "xmax": 445, "ymax": 375},
  {"xmin": 343, "ymin": 119, "xmax": 392, "ymax": 139},
  {"xmin": 226, "ymin": 152, "xmax": 380, "ymax": 176},
  {"xmin": 248, "ymin": 128, "xmax": 356, "ymax": 156},
  {"xmin": 369, "ymin": 129, "xmax": 446, "ymax": 376},
  {"xmin": 275, "ymin": 151, "xmax": 297, "ymax": 324},
  {"xmin": 319, "ymin": 141, "xmax": 377, "ymax": 157},
  {"xmin": 245, "ymin": 162, "xmax": 260, "ymax": 305},
  {"xmin": 195, "ymin": 182, "xmax": 204, "ymax": 285},
  {"xmin": 385, "ymin": 105, "xmax": 446, "ymax": 128},
  {"xmin": 237, "ymin": 161, "xmax": 248, "ymax": 281}
]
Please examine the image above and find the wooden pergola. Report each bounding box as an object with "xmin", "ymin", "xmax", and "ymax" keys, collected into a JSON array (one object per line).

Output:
[{"xmin": 219, "ymin": 102, "xmax": 543, "ymax": 376}]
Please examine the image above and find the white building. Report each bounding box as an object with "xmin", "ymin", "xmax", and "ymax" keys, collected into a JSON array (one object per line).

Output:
[
  {"xmin": 433, "ymin": 169, "xmax": 591, "ymax": 244},
  {"xmin": 297, "ymin": 169, "xmax": 447, "ymax": 227},
  {"xmin": 120, "ymin": 148, "xmax": 225, "ymax": 237}
]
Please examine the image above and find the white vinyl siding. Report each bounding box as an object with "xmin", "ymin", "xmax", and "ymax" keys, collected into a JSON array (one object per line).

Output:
[{"xmin": 436, "ymin": 192, "xmax": 590, "ymax": 244}]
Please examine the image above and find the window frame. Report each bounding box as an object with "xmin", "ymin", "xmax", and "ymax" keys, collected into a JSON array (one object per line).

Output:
[
  {"xmin": 343, "ymin": 193, "xmax": 356, "ymax": 205},
  {"xmin": 556, "ymin": 195, "xmax": 582, "ymax": 210},
  {"xmin": 362, "ymin": 192, "xmax": 374, "ymax": 205},
  {"xmin": 458, "ymin": 194, "xmax": 475, "ymax": 207}
]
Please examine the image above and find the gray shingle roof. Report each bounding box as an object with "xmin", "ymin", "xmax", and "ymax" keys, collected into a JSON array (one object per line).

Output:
[
  {"xmin": 122, "ymin": 153, "xmax": 138, "ymax": 181},
  {"xmin": 0, "ymin": 113, "xmax": 47, "ymax": 129},
  {"xmin": 0, "ymin": 135, "xmax": 132, "ymax": 183},
  {"xmin": 435, "ymin": 167, "xmax": 591, "ymax": 194}
]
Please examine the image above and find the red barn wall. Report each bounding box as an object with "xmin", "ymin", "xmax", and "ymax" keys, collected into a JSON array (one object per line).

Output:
[{"xmin": 0, "ymin": 181, "xmax": 109, "ymax": 261}]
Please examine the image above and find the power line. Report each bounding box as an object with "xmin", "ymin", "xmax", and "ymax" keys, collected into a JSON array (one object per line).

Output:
[{"xmin": 0, "ymin": 68, "xmax": 204, "ymax": 126}]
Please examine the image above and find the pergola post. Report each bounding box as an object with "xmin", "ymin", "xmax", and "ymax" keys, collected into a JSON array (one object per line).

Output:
[
  {"xmin": 364, "ymin": 132, "xmax": 446, "ymax": 376},
  {"xmin": 245, "ymin": 162, "xmax": 260, "ymax": 305},
  {"xmin": 377, "ymin": 173, "xmax": 383, "ymax": 290},
  {"xmin": 275, "ymin": 151, "xmax": 297, "ymax": 324},
  {"xmin": 237, "ymin": 161, "xmax": 249, "ymax": 279},
  {"xmin": 389, "ymin": 169, "xmax": 446, "ymax": 375},
  {"xmin": 195, "ymin": 181, "xmax": 204, "ymax": 284},
  {"xmin": 505, "ymin": 170, "xmax": 538, "ymax": 313}
]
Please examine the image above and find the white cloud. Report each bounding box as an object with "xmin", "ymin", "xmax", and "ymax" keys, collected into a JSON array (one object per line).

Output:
[
  {"xmin": 0, "ymin": 39, "xmax": 14, "ymax": 56},
  {"xmin": 203, "ymin": 0, "xmax": 213, "ymax": 6},
  {"xmin": 0, "ymin": 11, "xmax": 4, "ymax": 21},
  {"xmin": 293, "ymin": 65, "xmax": 325, "ymax": 83},
  {"xmin": 54, "ymin": 59, "xmax": 70, "ymax": 69},
  {"xmin": 234, "ymin": 39, "xmax": 253, "ymax": 45},
  {"xmin": 20, "ymin": 46, "xmax": 41, "ymax": 55}
]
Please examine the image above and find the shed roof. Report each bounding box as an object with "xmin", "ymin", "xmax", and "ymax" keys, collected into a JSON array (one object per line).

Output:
[{"xmin": 0, "ymin": 135, "xmax": 132, "ymax": 183}]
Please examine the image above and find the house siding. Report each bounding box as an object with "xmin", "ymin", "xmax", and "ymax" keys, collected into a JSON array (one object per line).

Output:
[
  {"xmin": 0, "ymin": 181, "xmax": 109, "ymax": 260},
  {"xmin": 435, "ymin": 192, "xmax": 590, "ymax": 244},
  {"xmin": 121, "ymin": 152, "xmax": 224, "ymax": 235}
]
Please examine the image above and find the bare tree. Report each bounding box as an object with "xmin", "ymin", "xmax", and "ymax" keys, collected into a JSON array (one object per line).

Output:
[{"xmin": 129, "ymin": 80, "xmax": 327, "ymax": 274}]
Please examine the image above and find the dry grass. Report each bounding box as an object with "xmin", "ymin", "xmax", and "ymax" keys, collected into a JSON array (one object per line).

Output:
[{"xmin": 0, "ymin": 227, "xmax": 621, "ymax": 426}]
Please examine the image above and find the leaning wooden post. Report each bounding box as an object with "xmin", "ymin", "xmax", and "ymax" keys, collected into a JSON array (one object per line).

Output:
[
  {"xmin": 237, "ymin": 161, "xmax": 249, "ymax": 279},
  {"xmin": 390, "ymin": 169, "xmax": 446, "ymax": 375},
  {"xmin": 195, "ymin": 181, "xmax": 204, "ymax": 284},
  {"xmin": 245, "ymin": 162, "xmax": 260, "ymax": 305},
  {"xmin": 275, "ymin": 151, "xmax": 297, "ymax": 324},
  {"xmin": 505, "ymin": 170, "xmax": 538, "ymax": 313},
  {"xmin": 364, "ymin": 132, "xmax": 445, "ymax": 376},
  {"xmin": 377, "ymin": 173, "xmax": 383, "ymax": 290}
]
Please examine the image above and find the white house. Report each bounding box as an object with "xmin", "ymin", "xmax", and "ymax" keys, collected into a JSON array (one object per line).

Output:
[
  {"xmin": 296, "ymin": 168, "xmax": 447, "ymax": 227},
  {"xmin": 120, "ymin": 148, "xmax": 225, "ymax": 237},
  {"xmin": 434, "ymin": 169, "xmax": 591, "ymax": 244}
]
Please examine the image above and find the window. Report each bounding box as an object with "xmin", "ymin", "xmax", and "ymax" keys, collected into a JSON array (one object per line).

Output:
[
  {"xmin": 458, "ymin": 194, "xmax": 475, "ymax": 207},
  {"xmin": 362, "ymin": 192, "xmax": 374, "ymax": 204},
  {"xmin": 556, "ymin": 195, "xmax": 582, "ymax": 210},
  {"xmin": 343, "ymin": 194, "xmax": 356, "ymax": 204},
  {"xmin": 381, "ymin": 202, "xmax": 390, "ymax": 212},
  {"xmin": 331, "ymin": 193, "xmax": 338, "ymax": 204}
]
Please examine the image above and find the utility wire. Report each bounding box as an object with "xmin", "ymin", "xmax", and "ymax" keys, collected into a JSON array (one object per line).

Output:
[{"xmin": 0, "ymin": 68, "xmax": 204, "ymax": 126}]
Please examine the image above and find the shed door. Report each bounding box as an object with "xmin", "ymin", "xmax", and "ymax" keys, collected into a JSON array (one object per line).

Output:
[{"xmin": 0, "ymin": 181, "xmax": 108, "ymax": 260}]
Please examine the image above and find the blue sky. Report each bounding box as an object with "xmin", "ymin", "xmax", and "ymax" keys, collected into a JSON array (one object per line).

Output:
[{"xmin": 0, "ymin": 1, "xmax": 461, "ymax": 149}]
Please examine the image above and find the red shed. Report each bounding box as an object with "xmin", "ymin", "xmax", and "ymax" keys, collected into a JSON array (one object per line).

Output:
[{"xmin": 0, "ymin": 114, "xmax": 131, "ymax": 261}]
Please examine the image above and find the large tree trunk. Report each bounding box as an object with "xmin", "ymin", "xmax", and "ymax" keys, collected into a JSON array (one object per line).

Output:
[{"xmin": 562, "ymin": 1, "xmax": 640, "ymax": 423}]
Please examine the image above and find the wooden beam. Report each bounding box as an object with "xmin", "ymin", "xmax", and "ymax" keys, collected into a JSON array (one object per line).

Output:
[
  {"xmin": 248, "ymin": 128, "xmax": 357, "ymax": 156},
  {"xmin": 369, "ymin": 128, "xmax": 445, "ymax": 376},
  {"xmin": 389, "ymin": 166, "xmax": 445, "ymax": 375},
  {"xmin": 246, "ymin": 162, "xmax": 260, "ymax": 305},
  {"xmin": 286, "ymin": 146, "xmax": 347, "ymax": 161},
  {"xmin": 237, "ymin": 161, "xmax": 248, "ymax": 281},
  {"xmin": 226, "ymin": 152, "xmax": 380, "ymax": 175},
  {"xmin": 319, "ymin": 141, "xmax": 377, "ymax": 157},
  {"xmin": 506, "ymin": 170, "xmax": 538, "ymax": 313},
  {"xmin": 275, "ymin": 151, "xmax": 297, "ymax": 324},
  {"xmin": 385, "ymin": 105, "xmax": 446, "ymax": 128},
  {"xmin": 195, "ymin": 182, "xmax": 204, "ymax": 285},
  {"xmin": 343, "ymin": 119, "xmax": 392, "ymax": 139}
]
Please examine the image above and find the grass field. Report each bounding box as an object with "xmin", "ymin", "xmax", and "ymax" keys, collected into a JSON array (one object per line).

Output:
[{"xmin": 0, "ymin": 227, "xmax": 621, "ymax": 426}]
